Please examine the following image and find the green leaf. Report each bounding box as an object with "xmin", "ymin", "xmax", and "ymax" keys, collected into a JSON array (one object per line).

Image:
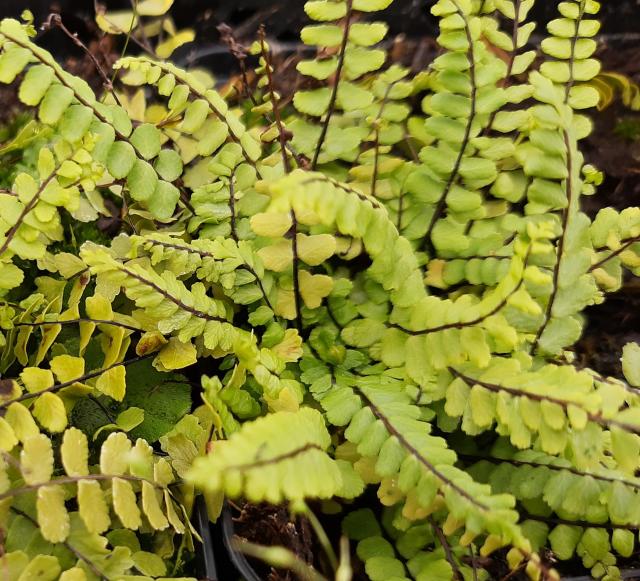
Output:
[
  {"xmin": 180, "ymin": 98, "xmax": 209, "ymax": 133},
  {"xmin": 301, "ymin": 24, "xmax": 343, "ymax": 47},
  {"xmin": 18, "ymin": 65, "xmax": 54, "ymax": 106},
  {"xmin": 116, "ymin": 407, "xmax": 145, "ymax": 431},
  {"xmin": 130, "ymin": 123, "xmax": 162, "ymax": 160},
  {"xmin": 353, "ymin": 0, "xmax": 393, "ymax": 11},
  {"xmin": 39, "ymin": 84, "xmax": 74, "ymax": 125},
  {"xmin": 122, "ymin": 360, "xmax": 191, "ymax": 442},
  {"xmin": 154, "ymin": 149, "xmax": 183, "ymax": 181},
  {"xmin": 622, "ymin": 342, "xmax": 640, "ymax": 387},
  {"xmin": 78, "ymin": 480, "xmax": 111, "ymax": 533},
  {"xmin": 148, "ymin": 180, "xmax": 180, "ymax": 220},
  {"xmin": 294, "ymin": 88, "xmax": 332, "ymax": 117},
  {"xmin": 305, "ymin": 0, "xmax": 347, "ymax": 20},
  {"xmin": 548, "ymin": 524, "xmax": 582, "ymax": 560},
  {"xmin": 107, "ymin": 141, "xmax": 137, "ymax": 179},
  {"xmin": 127, "ymin": 159, "xmax": 159, "ymax": 202}
]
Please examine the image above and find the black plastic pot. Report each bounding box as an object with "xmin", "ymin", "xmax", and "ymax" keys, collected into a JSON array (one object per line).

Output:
[
  {"xmin": 194, "ymin": 498, "xmax": 261, "ymax": 581},
  {"xmin": 194, "ymin": 498, "xmax": 640, "ymax": 581}
]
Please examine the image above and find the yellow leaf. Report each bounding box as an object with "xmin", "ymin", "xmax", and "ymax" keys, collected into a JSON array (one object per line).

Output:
[
  {"xmin": 156, "ymin": 29, "xmax": 195, "ymax": 59},
  {"xmin": 50, "ymin": 355, "xmax": 85, "ymax": 383},
  {"xmin": 32, "ymin": 392, "xmax": 67, "ymax": 433},
  {"xmin": 299, "ymin": 270, "xmax": 334, "ymax": 309},
  {"xmin": 258, "ymin": 240, "xmax": 293, "ymax": 272},
  {"xmin": 37, "ymin": 485, "xmax": 69, "ymax": 542},
  {"xmin": 85, "ymin": 293, "xmax": 114, "ymax": 321},
  {"xmin": 164, "ymin": 490, "xmax": 185, "ymax": 533},
  {"xmin": 78, "ymin": 480, "xmax": 111, "ymax": 533},
  {"xmin": 0, "ymin": 549, "xmax": 28, "ymax": 579},
  {"xmin": 95, "ymin": 10, "xmax": 138, "ymax": 35},
  {"xmin": 20, "ymin": 367, "xmax": 54, "ymax": 393},
  {"xmin": 0, "ymin": 418, "xmax": 18, "ymax": 452},
  {"xmin": 154, "ymin": 337, "xmax": 197, "ymax": 371},
  {"xmin": 142, "ymin": 481, "xmax": 169, "ymax": 530},
  {"xmin": 54, "ymin": 253, "xmax": 86, "ymax": 278},
  {"xmin": 0, "ymin": 379, "xmax": 21, "ymax": 403},
  {"xmin": 136, "ymin": 331, "xmax": 167, "ymax": 356},
  {"xmin": 112, "ymin": 477, "xmax": 142, "ymax": 530},
  {"xmin": 296, "ymin": 233, "xmax": 336, "ymax": 266},
  {"xmin": 95, "ymin": 365, "xmax": 126, "ymax": 401},
  {"xmin": 79, "ymin": 321, "xmax": 96, "ymax": 355},
  {"xmin": 59, "ymin": 567, "xmax": 88, "ymax": 581},
  {"xmin": 16, "ymin": 555, "xmax": 60, "ymax": 581},
  {"xmin": 137, "ymin": 0, "xmax": 174, "ymax": 15},
  {"xmin": 272, "ymin": 329, "xmax": 304, "ymax": 363},
  {"xmin": 100, "ymin": 432, "xmax": 132, "ymax": 475},
  {"xmin": 0, "ymin": 456, "xmax": 9, "ymax": 494},
  {"xmin": 265, "ymin": 384, "xmax": 301, "ymax": 412},
  {"xmin": 275, "ymin": 287, "xmax": 297, "ymax": 320},
  {"xmin": 21, "ymin": 434, "xmax": 54, "ymax": 484},
  {"xmin": 251, "ymin": 212, "xmax": 293, "ymax": 237},
  {"xmin": 5, "ymin": 403, "xmax": 39, "ymax": 442},
  {"xmin": 61, "ymin": 427, "xmax": 89, "ymax": 477}
]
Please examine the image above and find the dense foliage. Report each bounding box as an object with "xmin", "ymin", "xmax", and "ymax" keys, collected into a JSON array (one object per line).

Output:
[{"xmin": 0, "ymin": 0, "xmax": 639, "ymax": 579}]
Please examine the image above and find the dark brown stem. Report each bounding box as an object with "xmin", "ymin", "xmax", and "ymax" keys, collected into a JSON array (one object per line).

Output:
[
  {"xmin": 0, "ymin": 165, "xmax": 62, "ymax": 258},
  {"xmin": 421, "ymin": 1, "xmax": 477, "ymax": 254},
  {"xmin": 0, "ymin": 472, "xmax": 165, "ymax": 502},
  {"xmin": 451, "ymin": 368, "xmax": 640, "ymax": 436},
  {"xmin": 15, "ymin": 318, "xmax": 141, "ymax": 333},
  {"xmin": 389, "ymin": 278, "xmax": 524, "ymax": 336},
  {"xmin": 564, "ymin": 2, "xmax": 587, "ymax": 104},
  {"xmin": 229, "ymin": 171, "xmax": 238, "ymax": 242},
  {"xmin": 458, "ymin": 453, "xmax": 640, "ymax": 491},
  {"xmin": 531, "ymin": 131, "xmax": 574, "ymax": 354},
  {"xmin": 429, "ymin": 517, "xmax": 463, "ymax": 580},
  {"xmin": 311, "ymin": 0, "xmax": 354, "ymax": 170},
  {"xmin": 291, "ymin": 211, "xmax": 303, "ymax": 332},
  {"xmin": 141, "ymin": 238, "xmax": 274, "ymax": 311},
  {"xmin": 259, "ymin": 27, "xmax": 292, "ymax": 174},
  {"xmin": 589, "ymin": 235, "xmax": 640, "ymax": 272},
  {"xmin": 42, "ymin": 13, "xmax": 121, "ymax": 106},
  {"xmin": 0, "ymin": 353, "xmax": 154, "ymax": 410},
  {"xmin": 119, "ymin": 265, "xmax": 227, "ymax": 322},
  {"xmin": 228, "ymin": 443, "xmax": 322, "ymax": 472},
  {"xmin": 524, "ymin": 512, "xmax": 640, "ymax": 532},
  {"xmin": 354, "ymin": 386, "xmax": 490, "ymax": 510}
]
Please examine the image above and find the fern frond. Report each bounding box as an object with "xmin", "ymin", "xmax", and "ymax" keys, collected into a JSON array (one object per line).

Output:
[{"xmin": 187, "ymin": 407, "xmax": 345, "ymax": 503}]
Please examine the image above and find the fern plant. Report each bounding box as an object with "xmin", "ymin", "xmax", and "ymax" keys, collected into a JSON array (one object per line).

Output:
[{"xmin": 0, "ymin": 0, "xmax": 639, "ymax": 579}]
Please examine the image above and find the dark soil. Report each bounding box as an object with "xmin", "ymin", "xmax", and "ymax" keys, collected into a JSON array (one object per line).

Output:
[{"xmin": 231, "ymin": 503, "xmax": 317, "ymax": 581}]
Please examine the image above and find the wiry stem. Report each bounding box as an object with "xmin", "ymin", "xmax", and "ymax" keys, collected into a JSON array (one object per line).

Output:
[
  {"xmin": 0, "ymin": 353, "xmax": 153, "ymax": 410},
  {"xmin": 451, "ymin": 368, "xmax": 640, "ymax": 436},
  {"xmin": 312, "ymin": 0, "xmax": 354, "ymax": 170},
  {"xmin": 259, "ymin": 27, "xmax": 292, "ymax": 174},
  {"xmin": 291, "ymin": 212, "xmax": 304, "ymax": 332},
  {"xmin": 421, "ymin": 1, "xmax": 478, "ymax": 254},
  {"xmin": 354, "ymin": 386, "xmax": 490, "ymax": 510},
  {"xmin": 42, "ymin": 13, "xmax": 121, "ymax": 106},
  {"xmin": 429, "ymin": 516, "xmax": 463, "ymax": 580},
  {"xmin": 531, "ymin": 131, "xmax": 574, "ymax": 354}
]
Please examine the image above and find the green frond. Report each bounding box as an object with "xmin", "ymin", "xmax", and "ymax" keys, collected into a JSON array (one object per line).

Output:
[{"xmin": 187, "ymin": 407, "xmax": 346, "ymax": 503}]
